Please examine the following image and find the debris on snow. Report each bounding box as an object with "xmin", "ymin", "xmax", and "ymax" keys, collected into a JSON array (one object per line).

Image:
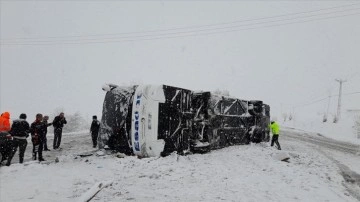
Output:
[
  {"xmin": 115, "ymin": 152, "xmax": 126, "ymax": 158},
  {"xmin": 96, "ymin": 150, "xmax": 105, "ymax": 156},
  {"xmin": 77, "ymin": 180, "xmax": 113, "ymax": 202},
  {"xmin": 78, "ymin": 152, "xmax": 94, "ymax": 158},
  {"xmin": 272, "ymin": 151, "xmax": 291, "ymax": 162}
]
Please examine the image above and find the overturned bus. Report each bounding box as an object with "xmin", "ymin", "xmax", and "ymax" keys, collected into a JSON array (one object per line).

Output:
[{"xmin": 99, "ymin": 84, "xmax": 270, "ymax": 157}]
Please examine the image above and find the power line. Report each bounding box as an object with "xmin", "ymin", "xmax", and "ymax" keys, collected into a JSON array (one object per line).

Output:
[
  {"xmin": 1, "ymin": 11, "xmax": 359, "ymax": 46},
  {"xmin": 344, "ymin": 91, "xmax": 360, "ymax": 96},
  {"xmin": 3, "ymin": 6, "xmax": 360, "ymax": 45},
  {"xmin": 293, "ymin": 91, "xmax": 360, "ymax": 109},
  {"xmin": 2, "ymin": 2, "xmax": 360, "ymax": 42},
  {"xmin": 294, "ymin": 97, "xmax": 330, "ymax": 108}
]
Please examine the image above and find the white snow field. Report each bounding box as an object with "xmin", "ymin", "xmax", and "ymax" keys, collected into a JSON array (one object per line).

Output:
[
  {"xmin": 283, "ymin": 112, "xmax": 360, "ymax": 145},
  {"xmin": 1, "ymin": 130, "xmax": 359, "ymax": 202}
]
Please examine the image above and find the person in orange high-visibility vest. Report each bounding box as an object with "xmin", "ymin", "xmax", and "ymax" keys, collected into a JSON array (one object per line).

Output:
[{"xmin": 0, "ymin": 112, "xmax": 11, "ymax": 132}]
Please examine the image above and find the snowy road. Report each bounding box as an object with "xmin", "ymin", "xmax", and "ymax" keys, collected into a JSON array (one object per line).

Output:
[
  {"xmin": 282, "ymin": 128, "xmax": 360, "ymax": 155},
  {"xmin": 282, "ymin": 128, "xmax": 360, "ymax": 200},
  {"xmin": 1, "ymin": 130, "xmax": 360, "ymax": 202}
]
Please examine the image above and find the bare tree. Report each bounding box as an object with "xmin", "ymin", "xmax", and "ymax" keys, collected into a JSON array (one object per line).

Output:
[
  {"xmin": 62, "ymin": 112, "xmax": 89, "ymax": 133},
  {"xmin": 282, "ymin": 113, "xmax": 288, "ymax": 123},
  {"xmin": 51, "ymin": 109, "xmax": 89, "ymax": 133}
]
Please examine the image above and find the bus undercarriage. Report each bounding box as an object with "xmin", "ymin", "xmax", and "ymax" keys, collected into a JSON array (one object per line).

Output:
[{"xmin": 99, "ymin": 84, "xmax": 270, "ymax": 157}]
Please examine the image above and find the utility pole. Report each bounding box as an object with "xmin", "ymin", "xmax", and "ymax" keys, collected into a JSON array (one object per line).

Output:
[
  {"xmin": 323, "ymin": 94, "xmax": 331, "ymax": 122},
  {"xmin": 334, "ymin": 79, "xmax": 347, "ymax": 122}
]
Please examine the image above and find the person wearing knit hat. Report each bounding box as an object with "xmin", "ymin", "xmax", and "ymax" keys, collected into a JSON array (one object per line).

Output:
[
  {"xmin": 19, "ymin": 113, "xmax": 27, "ymax": 119},
  {"xmin": 6, "ymin": 113, "xmax": 30, "ymax": 166}
]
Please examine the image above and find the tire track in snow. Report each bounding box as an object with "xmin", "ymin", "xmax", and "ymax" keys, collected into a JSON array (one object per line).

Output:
[
  {"xmin": 283, "ymin": 128, "xmax": 360, "ymax": 155},
  {"xmin": 283, "ymin": 129, "xmax": 360, "ymax": 201}
]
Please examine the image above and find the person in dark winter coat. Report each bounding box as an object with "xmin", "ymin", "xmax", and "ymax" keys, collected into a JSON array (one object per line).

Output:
[
  {"xmin": 42, "ymin": 116, "xmax": 52, "ymax": 151},
  {"xmin": 52, "ymin": 112, "xmax": 67, "ymax": 149},
  {"xmin": 0, "ymin": 132, "xmax": 13, "ymax": 164},
  {"xmin": 6, "ymin": 113, "xmax": 30, "ymax": 166},
  {"xmin": 90, "ymin": 115, "xmax": 100, "ymax": 148},
  {"xmin": 30, "ymin": 114, "xmax": 47, "ymax": 161}
]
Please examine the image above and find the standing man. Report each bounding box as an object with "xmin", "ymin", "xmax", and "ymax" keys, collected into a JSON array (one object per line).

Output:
[
  {"xmin": 6, "ymin": 113, "xmax": 30, "ymax": 166},
  {"xmin": 90, "ymin": 115, "xmax": 100, "ymax": 148},
  {"xmin": 42, "ymin": 115, "xmax": 52, "ymax": 151},
  {"xmin": 270, "ymin": 121, "xmax": 281, "ymax": 150},
  {"xmin": 52, "ymin": 112, "xmax": 67, "ymax": 149},
  {"xmin": 30, "ymin": 114, "xmax": 47, "ymax": 161}
]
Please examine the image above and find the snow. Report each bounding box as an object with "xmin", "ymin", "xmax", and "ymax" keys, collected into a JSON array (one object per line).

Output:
[
  {"xmin": 282, "ymin": 111, "xmax": 360, "ymax": 145},
  {"xmin": 77, "ymin": 180, "xmax": 113, "ymax": 202},
  {"xmin": 271, "ymin": 151, "xmax": 290, "ymax": 161},
  {"xmin": 102, "ymin": 83, "xmax": 119, "ymax": 92},
  {"xmin": 101, "ymin": 84, "xmax": 112, "ymax": 92},
  {"xmin": 0, "ymin": 132, "xmax": 357, "ymax": 202}
]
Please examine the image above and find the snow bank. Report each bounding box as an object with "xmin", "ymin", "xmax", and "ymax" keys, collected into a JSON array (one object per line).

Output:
[{"xmin": 0, "ymin": 142, "xmax": 356, "ymax": 202}]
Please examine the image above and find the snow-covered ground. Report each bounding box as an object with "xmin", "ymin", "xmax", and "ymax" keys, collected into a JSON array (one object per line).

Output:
[
  {"xmin": 1, "ymin": 131, "xmax": 359, "ymax": 202},
  {"xmin": 282, "ymin": 112, "xmax": 360, "ymax": 145}
]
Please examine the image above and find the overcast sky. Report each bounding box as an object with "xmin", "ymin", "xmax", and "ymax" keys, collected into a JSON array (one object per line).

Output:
[{"xmin": 1, "ymin": 1, "xmax": 359, "ymax": 122}]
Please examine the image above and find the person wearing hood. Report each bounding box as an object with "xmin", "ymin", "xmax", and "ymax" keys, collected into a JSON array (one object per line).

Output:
[
  {"xmin": 0, "ymin": 112, "xmax": 11, "ymax": 133},
  {"xmin": 6, "ymin": 113, "xmax": 30, "ymax": 166}
]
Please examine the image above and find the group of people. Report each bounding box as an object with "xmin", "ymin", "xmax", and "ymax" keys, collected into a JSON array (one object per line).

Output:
[
  {"xmin": 1, "ymin": 110, "xmax": 280, "ymax": 166},
  {"xmin": 0, "ymin": 112, "xmax": 67, "ymax": 166}
]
